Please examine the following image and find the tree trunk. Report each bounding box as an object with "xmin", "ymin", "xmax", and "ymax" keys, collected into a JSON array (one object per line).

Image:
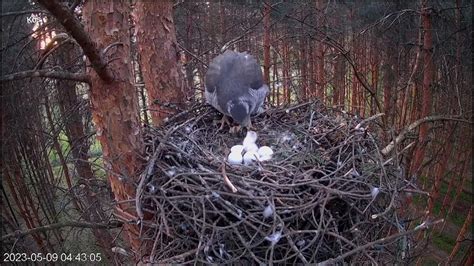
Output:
[
  {"xmin": 263, "ymin": 1, "xmax": 271, "ymax": 85},
  {"xmin": 448, "ymin": 150, "xmax": 471, "ymax": 215},
  {"xmin": 315, "ymin": 0, "xmax": 325, "ymax": 101},
  {"xmin": 282, "ymin": 40, "xmax": 290, "ymax": 104},
  {"xmin": 426, "ymin": 127, "xmax": 455, "ymax": 217},
  {"xmin": 409, "ymin": 1, "xmax": 433, "ymax": 178},
  {"xmin": 83, "ymin": 0, "xmax": 146, "ymax": 258},
  {"xmin": 447, "ymin": 206, "xmax": 472, "ymax": 264},
  {"xmin": 44, "ymin": 96, "xmax": 82, "ymax": 211},
  {"xmin": 440, "ymin": 149, "xmax": 469, "ymax": 231},
  {"xmin": 333, "ymin": 54, "xmax": 345, "ymax": 107},
  {"xmin": 54, "ymin": 44, "xmax": 117, "ymax": 259},
  {"xmin": 134, "ymin": 0, "xmax": 187, "ymax": 126}
]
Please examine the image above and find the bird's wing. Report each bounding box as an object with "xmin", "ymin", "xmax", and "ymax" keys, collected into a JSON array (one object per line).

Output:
[{"xmin": 248, "ymin": 84, "xmax": 269, "ymax": 115}]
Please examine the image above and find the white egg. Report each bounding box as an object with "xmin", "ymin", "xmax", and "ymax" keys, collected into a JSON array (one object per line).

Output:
[
  {"xmin": 243, "ymin": 131, "xmax": 258, "ymax": 147},
  {"xmin": 230, "ymin": 144, "xmax": 244, "ymax": 154},
  {"xmin": 244, "ymin": 142, "xmax": 259, "ymax": 153},
  {"xmin": 258, "ymin": 146, "xmax": 274, "ymax": 161},
  {"xmin": 243, "ymin": 151, "xmax": 259, "ymax": 165},
  {"xmin": 227, "ymin": 151, "xmax": 243, "ymax": 165}
]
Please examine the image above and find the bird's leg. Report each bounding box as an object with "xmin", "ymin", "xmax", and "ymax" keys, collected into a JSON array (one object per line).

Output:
[
  {"xmin": 229, "ymin": 120, "xmax": 253, "ymax": 134},
  {"xmin": 229, "ymin": 125, "xmax": 241, "ymax": 134},
  {"xmin": 215, "ymin": 115, "xmax": 231, "ymax": 131}
]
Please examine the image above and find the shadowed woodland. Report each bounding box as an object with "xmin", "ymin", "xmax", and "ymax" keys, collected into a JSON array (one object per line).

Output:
[{"xmin": 1, "ymin": 0, "xmax": 472, "ymax": 264}]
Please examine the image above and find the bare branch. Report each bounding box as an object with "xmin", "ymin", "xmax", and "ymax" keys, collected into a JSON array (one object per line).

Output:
[
  {"xmin": 35, "ymin": 33, "xmax": 73, "ymax": 70},
  {"xmin": 1, "ymin": 220, "xmax": 123, "ymax": 241},
  {"xmin": 36, "ymin": 0, "xmax": 113, "ymax": 82},
  {"xmin": 381, "ymin": 115, "xmax": 473, "ymax": 156},
  {"xmin": 1, "ymin": 69, "xmax": 90, "ymax": 84},
  {"xmin": 0, "ymin": 10, "xmax": 49, "ymax": 17},
  {"xmin": 320, "ymin": 219, "xmax": 444, "ymax": 264}
]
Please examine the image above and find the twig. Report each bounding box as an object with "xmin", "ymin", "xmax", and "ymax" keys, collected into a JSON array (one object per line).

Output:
[
  {"xmin": 136, "ymin": 145, "xmax": 161, "ymax": 220},
  {"xmin": 320, "ymin": 219, "xmax": 444, "ymax": 264},
  {"xmin": 1, "ymin": 221, "xmax": 123, "ymax": 241},
  {"xmin": 221, "ymin": 163, "xmax": 238, "ymax": 193}
]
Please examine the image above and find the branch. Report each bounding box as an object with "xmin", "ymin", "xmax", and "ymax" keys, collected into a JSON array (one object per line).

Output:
[
  {"xmin": 0, "ymin": 10, "xmax": 49, "ymax": 17},
  {"xmin": 36, "ymin": 0, "xmax": 113, "ymax": 82},
  {"xmin": 320, "ymin": 219, "xmax": 444, "ymax": 264},
  {"xmin": 1, "ymin": 220, "xmax": 123, "ymax": 241},
  {"xmin": 35, "ymin": 33, "xmax": 73, "ymax": 70},
  {"xmin": 381, "ymin": 115, "xmax": 472, "ymax": 156},
  {"xmin": 355, "ymin": 113, "xmax": 385, "ymax": 130},
  {"xmin": 1, "ymin": 69, "xmax": 90, "ymax": 84}
]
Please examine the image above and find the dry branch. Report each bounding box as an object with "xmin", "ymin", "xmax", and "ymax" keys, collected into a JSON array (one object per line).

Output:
[
  {"xmin": 1, "ymin": 221, "xmax": 123, "ymax": 242},
  {"xmin": 321, "ymin": 219, "xmax": 444, "ymax": 264},
  {"xmin": 1, "ymin": 69, "xmax": 90, "ymax": 83},
  {"xmin": 37, "ymin": 0, "xmax": 113, "ymax": 82},
  {"xmin": 381, "ymin": 115, "xmax": 472, "ymax": 156}
]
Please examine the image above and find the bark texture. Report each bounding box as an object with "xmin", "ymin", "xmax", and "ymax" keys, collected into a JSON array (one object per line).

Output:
[
  {"xmin": 83, "ymin": 0, "xmax": 145, "ymax": 257},
  {"xmin": 409, "ymin": 1, "xmax": 434, "ymax": 177},
  {"xmin": 134, "ymin": 0, "xmax": 186, "ymax": 125}
]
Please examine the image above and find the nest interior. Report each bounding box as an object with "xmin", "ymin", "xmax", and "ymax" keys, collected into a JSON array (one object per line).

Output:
[{"xmin": 138, "ymin": 102, "xmax": 408, "ymax": 264}]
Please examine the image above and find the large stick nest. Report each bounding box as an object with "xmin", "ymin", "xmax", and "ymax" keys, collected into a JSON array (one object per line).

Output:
[{"xmin": 137, "ymin": 102, "xmax": 411, "ymax": 264}]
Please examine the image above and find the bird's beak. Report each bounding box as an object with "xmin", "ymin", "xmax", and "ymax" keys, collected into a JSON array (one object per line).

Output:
[
  {"xmin": 242, "ymin": 116, "xmax": 252, "ymax": 129},
  {"xmin": 241, "ymin": 116, "xmax": 251, "ymax": 128}
]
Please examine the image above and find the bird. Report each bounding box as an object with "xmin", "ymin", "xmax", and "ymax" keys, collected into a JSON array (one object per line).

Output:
[{"xmin": 205, "ymin": 50, "xmax": 269, "ymax": 133}]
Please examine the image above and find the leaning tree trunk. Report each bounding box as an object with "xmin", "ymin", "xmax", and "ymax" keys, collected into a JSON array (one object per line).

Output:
[
  {"xmin": 82, "ymin": 0, "xmax": 146, "ymax": 258},
  {"xmin": 134, "ymin": 0, "xmax": 187, "ymax": 126}
]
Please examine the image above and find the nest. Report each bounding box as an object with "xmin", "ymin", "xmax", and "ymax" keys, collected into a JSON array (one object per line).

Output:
[{"xmin": 137, "ymin": 102, "xmax": 411, "ymax": 264}]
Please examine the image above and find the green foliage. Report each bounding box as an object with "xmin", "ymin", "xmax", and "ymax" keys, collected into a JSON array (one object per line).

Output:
[{"xmin": 89, "ymin": 138, "xmax": 103, "ymax": 158}]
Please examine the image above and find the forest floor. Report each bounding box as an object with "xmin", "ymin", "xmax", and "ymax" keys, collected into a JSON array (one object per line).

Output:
[{"xmin": 416, "ymin": 175, "xmax": 472, "ymax": 265}]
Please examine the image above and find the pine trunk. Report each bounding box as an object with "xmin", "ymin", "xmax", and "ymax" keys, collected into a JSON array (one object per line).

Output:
[
  {"xmin": 134, "ymin": 0, "xmax": 187, "ymax": 126},
  {"xmin": 83, "ymin": 0, "xmax": 146, "ymax": 257},
  {"xmin": 409, "ymin": 1, "xmax": 433, "ymax": 177}
]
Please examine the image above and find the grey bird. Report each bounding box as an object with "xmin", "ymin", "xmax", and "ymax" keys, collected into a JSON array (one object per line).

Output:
[{"xmin": 205, "ymin": 50, "xmax": 269, "ymax": 132}]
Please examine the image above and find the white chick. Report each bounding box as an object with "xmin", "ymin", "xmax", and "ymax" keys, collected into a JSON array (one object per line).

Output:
[
  {"xmin": 258, "ymin": 146, "xmax": 274, "ymax": 161},
  {"xmin": 243, "ymin": 131, "xmax": 258, "ymax": 147},
  {"xmin": 230, "ymin": 144, "xmax": 244, "ymax": 154},
  {"xmin": 227, "ymin": 151, "xmax": 243, "ymax": 165},
  {"xmin": 243, "ymin": 151, "xmax": 259, "ymax": 165}
]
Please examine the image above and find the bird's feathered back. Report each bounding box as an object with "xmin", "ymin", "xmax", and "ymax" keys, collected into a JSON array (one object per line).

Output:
[{"xmin": 205, "ymin": 50, "xmax": 266, "ymax": 113}]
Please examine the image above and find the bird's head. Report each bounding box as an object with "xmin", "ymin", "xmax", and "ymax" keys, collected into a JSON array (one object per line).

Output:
[{"xmin": 228, "ymin": 100, "xmax": 251, "ymax": 127}]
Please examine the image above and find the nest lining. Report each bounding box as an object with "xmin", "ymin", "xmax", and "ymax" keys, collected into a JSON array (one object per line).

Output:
[{"xmin": 138, "ymin": 102, "xmax": 409, "ymax": 264}]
